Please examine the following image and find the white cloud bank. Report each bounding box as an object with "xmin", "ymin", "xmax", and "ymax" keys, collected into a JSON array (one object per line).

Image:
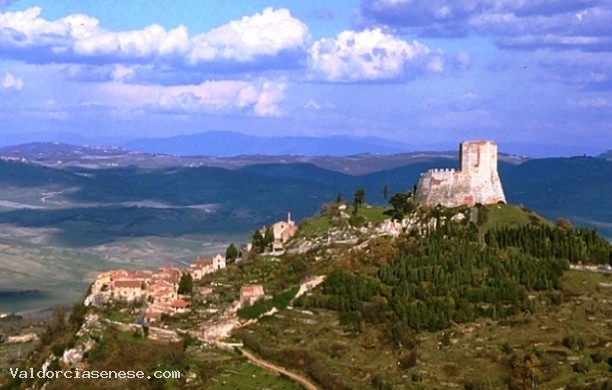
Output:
[
  {"xmin": 0, "ymin": 7, "xmax": 443, "ymax": 83},
  {"xmin": 309, "ymin": 28, "xmax": 434, "ymax": 82},
  {"xmin": 188, "ymin": 8, "xmax": 308, "ymax": 63},
  {"xmin": 99, "ymin": 79, "xmax": 287, "ymax": 117},
  {"xmin": 0, "ymin": 7, "xmax": 308, "ymax": 66}
]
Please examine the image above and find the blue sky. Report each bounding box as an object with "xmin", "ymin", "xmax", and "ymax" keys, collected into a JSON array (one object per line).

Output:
[{"xmin": 0, "ymin": 0, "xmax": 611, "ymax": 155}]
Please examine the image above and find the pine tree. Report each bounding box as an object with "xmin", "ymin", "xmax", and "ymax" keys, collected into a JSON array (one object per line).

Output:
[{"xmin": 225, "ymin": 242, "xmax": 238, "ymax": 262}]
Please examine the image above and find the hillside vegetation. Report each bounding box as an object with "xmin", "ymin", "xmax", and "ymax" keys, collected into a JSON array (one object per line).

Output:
[
  {"xmin": 2, "ymin": 193, "xmax": 612, "ymax": 389},
  {"xmin": 236, "ymin": 202, "xmax": 612, "ymax": 389}
]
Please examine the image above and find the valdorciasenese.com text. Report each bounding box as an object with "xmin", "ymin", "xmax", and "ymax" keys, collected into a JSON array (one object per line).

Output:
[{"xmin": 8, "ymin": 368, "xmax": 181, "ymax": 380}]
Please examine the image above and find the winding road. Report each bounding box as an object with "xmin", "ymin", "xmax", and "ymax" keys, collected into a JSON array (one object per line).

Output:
[{"xmin": 239, "ymin": 348, "xmax": 319, "ymax": 390}]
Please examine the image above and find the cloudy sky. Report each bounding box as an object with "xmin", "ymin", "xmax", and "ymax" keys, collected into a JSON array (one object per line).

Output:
[{"xmin": 0, "ymin": 0, "xmax": 611, "ymax": 154}]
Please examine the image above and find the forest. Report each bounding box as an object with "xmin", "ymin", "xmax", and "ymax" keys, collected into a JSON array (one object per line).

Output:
[{"xmin": 295, "ymin": 215, "xmax": 611, "ymax": 333}]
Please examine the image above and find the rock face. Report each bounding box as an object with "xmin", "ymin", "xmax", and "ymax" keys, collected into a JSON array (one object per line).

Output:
[{"xmin": 414, "ymin": 140, "xmax": 506, "ymax": 207}]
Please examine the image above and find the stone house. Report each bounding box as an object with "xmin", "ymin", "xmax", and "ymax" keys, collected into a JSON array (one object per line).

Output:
[
  {"xmin": 144, "ymin": 302, "xmax": 171, "ymax": 323},
  {"xmin": 270, "ymin": 212, "xmax": 298, "ymax": 252},
  {"xmin": 152, "ymin": 266, "xmax": 181, "ymax": 285},
  {"xmin": 189, "ymin": 254, "xmax": 226, "ymax": 280},
  {"xmin": 147, "ymin": 279, "xmax": 177, "ymax": 304},
  {"xmin": 112, "ymin": 280, "xmax": 144, "ymax": 302},
  {"xmin": 170, "ymin": 299, "xmax": 190, "ymax": 314},
  {"xmin": 144, "ymin": 308, "xmax": 162, "ymax": 323},
  {"xmin": 239, "ymin": 284, "xmax": 265, "ymax": 307}
]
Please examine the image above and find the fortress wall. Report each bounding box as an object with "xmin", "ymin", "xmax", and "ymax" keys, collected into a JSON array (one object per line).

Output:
[
  {"xmin": 414, "ymin": 140, "xmax": 506, "ymax": 207},
  {"xmin": 413, "ymin": 169, "xmax": 464, "ymax": 206},
  {"xmin": 460, "ymin": 140, "xmax": 498, "ymax": 176}
]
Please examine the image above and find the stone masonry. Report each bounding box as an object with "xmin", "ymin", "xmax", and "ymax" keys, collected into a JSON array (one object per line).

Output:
[{"xmin": 414, "ymin": 140, "xmax": 506, "ymax": 207}]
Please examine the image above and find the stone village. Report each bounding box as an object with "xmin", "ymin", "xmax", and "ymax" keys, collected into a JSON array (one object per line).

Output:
[{"xmin": 84, "ymin": 212, "xmax": 299, "ymax": 325}]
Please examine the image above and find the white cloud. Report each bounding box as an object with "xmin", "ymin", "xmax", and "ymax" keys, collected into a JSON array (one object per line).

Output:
[
  {"xmin": 252, "ymin": 81, "xmax": 286, "ymax": 117},
  {"xmin": 361, "ymin": 0, "xmax": 612, "ymax": 50},
  {"xmin": 99, "ymin": 79, "xmax": 286, "ymax": 117},
  {"xmin": 309, "ymin": 28, "xmax": 431, "ymax": 82},
  {"xmin": 359, "ymin": 0, "xmax": 612, "ymax": 89},
  {"xmin": 0, "ymin": 7, "xmax": 307, "ymax": 70},
  {"xmin": 188, "ymin": 7, "xmax": 308, "ymax": 63},
  {"xmin": 0, "ymin": 7, "xmax": 68, "ymax": 40},
  {"xmin": 1, "ymin": 71, "xmax": 22, "ymax": 90},
  {"xmin": 0, "ymin": 7, "xmax": 190, "ymax": 60}
]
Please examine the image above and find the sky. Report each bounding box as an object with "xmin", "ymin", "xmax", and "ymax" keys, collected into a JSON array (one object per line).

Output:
[{"xmin": 0, "ymin": 0, "xmax": 611, "ymax": 155}]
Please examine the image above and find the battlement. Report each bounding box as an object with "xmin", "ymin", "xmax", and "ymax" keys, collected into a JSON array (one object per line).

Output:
[
  {"xmin": 414, "ymin": 140, "xmax": 506, "ymax": 207},
  {"xmin": 427, "ymin": 168, "xmax": 456, "ymax": 173}
]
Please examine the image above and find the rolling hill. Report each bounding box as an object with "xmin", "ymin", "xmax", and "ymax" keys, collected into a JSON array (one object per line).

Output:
[{"xmin": 0, "ymin": 155, "xmax": 611, "ymax": 245}]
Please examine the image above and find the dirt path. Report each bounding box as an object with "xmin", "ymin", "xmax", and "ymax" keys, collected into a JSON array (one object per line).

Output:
[{"xmin": 239, "ymin": 348, "xmax": 319, "ymax": 390}]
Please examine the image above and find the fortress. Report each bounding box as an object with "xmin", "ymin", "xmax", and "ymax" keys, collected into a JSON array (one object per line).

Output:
[{"xmin": 413, "ymin": 140, "xmax": 506, "ymax": 207}]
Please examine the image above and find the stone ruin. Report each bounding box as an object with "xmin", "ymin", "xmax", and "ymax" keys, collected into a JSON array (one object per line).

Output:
[{"xmin": 414, "ymin": 140, "xmax": 506, "ymax": 207}]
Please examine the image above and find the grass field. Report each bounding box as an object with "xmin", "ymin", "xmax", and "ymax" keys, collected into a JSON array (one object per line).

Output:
[
  {"xmin": 204, "ymin": 358, "xmax": 304, "ymax": 390},
  {"xmin": 188, "ymin": 344, "xmax": 305, "ymax": 390},
  {"xmin": 359, "ymin": 206, "xmax": 388, "ymax": 225},
  {"xmin": 479, "ymin": 204, "xmax": 548, "ymax": 234}
]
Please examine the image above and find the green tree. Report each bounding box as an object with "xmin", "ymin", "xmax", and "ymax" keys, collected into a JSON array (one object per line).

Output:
[
  {"xmin": 388, "ymin": 192, "xmax": 415, "ymax": 219},
  {"xmin": 252, "ymin": 230, "xmax": 266, "ymax": 252},
  {"xmin": 389, "ymin": 192, "xmax": 408, "ymax": 218},
  {"xmin": 353, "ymin": 188, "xmax": 366, "ymax": 214},
  {"xmin": 264, "ymin": 227, "xmax": 274, "ymax": 249},
  {"xmin": 355, "ymin": 188, "xmax": 366, "ymax": 206},
  {"xmin": 178, "ymin": 273, "xmax": 193, "ymax": 295},
  {"xmin": 225, "ymin": 242, "xmax": 238, "ymax": 262}
]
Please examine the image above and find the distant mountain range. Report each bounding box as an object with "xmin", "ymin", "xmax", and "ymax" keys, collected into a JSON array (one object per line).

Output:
[
  {"xmin": 124, "ymin": 131, "xmax": 609, "ymax": 157},
  {"xmin": 0, "ymin": 131, "xmax": 607, "ymax": 157},
  {"xmin": 123, "ymin": 131, "xmax": 416, "ymax": 157}
]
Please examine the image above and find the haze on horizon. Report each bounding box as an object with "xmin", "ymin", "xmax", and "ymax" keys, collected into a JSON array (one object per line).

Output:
[{"xmin": 0, "ymin": 0, "xmax": 611, "ymax": 156}]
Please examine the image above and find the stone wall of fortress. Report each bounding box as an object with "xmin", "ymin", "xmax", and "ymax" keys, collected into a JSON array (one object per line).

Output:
[{"xmin": 414, "ymin": 141, "xmax": 506, "ymax": 207}]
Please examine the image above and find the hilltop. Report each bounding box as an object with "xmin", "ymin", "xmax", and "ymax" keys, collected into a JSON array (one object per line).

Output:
[{"xmin": 2, "ymin": 198, "xmax": 611, "ymax": 389}]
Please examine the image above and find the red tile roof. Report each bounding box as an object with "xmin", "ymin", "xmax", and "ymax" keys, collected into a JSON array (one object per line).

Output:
[{"xmin": 114, "ymin": 280, "xmax": 142, "ymax": 289}]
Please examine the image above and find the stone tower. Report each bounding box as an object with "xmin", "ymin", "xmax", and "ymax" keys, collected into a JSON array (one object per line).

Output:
[{"xmin": 413, "ymin": 140, "xmax": 506, "ymax": 207}]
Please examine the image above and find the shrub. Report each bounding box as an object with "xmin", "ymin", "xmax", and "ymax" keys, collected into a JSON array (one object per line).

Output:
[
  {"xmin": 562, "ymin": 335, "xmax": 585, "ymax": 351},
  {"xmin": 349, "ymin": 214, "xmax": 366, "ymax": 228},
  {"xmin": 399, "ymin": 350, "xmax": 418, "ymax": 369},
  {"xmin": 501, "ymin": 342, "xmax": 513, "ymax": 355}
]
